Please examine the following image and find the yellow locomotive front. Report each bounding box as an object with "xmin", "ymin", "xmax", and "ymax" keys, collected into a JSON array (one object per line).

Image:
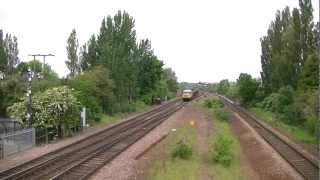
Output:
[{"xmin": 182, "ymin": 89, "xmax": 193, "ymax": 101}]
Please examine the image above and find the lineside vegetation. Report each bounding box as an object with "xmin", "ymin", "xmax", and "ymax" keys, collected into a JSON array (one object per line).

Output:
[
  {"xmin": 0, "ymin": 11, "xmax": 178, "ymax": 137},
  {"xmin": 210, "ymin": 0, "xmax": 319, "ymax": 145}
]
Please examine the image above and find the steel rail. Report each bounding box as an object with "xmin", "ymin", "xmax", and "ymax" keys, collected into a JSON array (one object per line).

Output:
[
  {"xmin": 219, "ymin": 95, "xmax": 319, "ymax": 180},
  {"xmin": 0, "ymin": 99, "xmax": 181, "ymax": 180}
]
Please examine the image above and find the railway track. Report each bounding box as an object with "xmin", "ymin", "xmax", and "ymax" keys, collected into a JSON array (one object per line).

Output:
[
  {"xmin": 219, "ymin": 95, "xmax": 319, "ymax": 180},
  {"xmin": 0, "ymin": 99, "xmax": 185, "ymax": 180}
]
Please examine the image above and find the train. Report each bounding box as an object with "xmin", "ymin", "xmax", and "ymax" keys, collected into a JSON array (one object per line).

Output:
[{"xmin": 182, "ymin": 89, "xmax": 199, "ymax": 101}]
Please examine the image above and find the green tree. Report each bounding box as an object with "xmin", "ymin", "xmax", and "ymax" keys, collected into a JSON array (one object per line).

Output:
[
  {"xmin": 66, "ymin": 29, "xmax": 80, "ymax": 77},
  {"xmin": 217, "ymin": 79, "xmax": 230, "ymax": 95},
  {"xmin": 298, "ymin": 54, "xmax": 319, "ymax": 90},
  {"xmin": 69, "ymin": 66, "xmax": 114, "ymax": 117},
  {"xmin": 0, "ymin": 30, "xmax": 8, "ymax": 74},
  {"xmin": 4, "ymin": 33, "xmax": 19, "ymax": 74},
  {"xmin": 236, "ymin": 73, "xmax": 258, "ymax": 106},
  {"xmin": 8, "ymin": 86, "xmax": 81, "ymax": 136},
  {"xmin": 163, "ymin": 68, "xmax": 179, "ymax": 95}
]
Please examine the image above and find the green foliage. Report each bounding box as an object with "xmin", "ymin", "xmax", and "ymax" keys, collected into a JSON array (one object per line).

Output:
[
  {"xmin": 8, "ymin": 86, "xmax": 81, "ymax": 134},
  {"xmin": 69, "ymin": 66, "xmax": 114, "ymax": 119},
  {"xmin": 236, "ymin": 73, "xmax": 258, "ymax": 106},
  {"xmin": 204, "ymin": 99, "xmax": 213, "ymax": 108},
  {"xmin": 211, "ymin": 134, "xmax": 234, "ymax": 167},
  {"xmin": 0, "ymin": 74, "xmax": 24, "ymax": 116},
  {"xmin": 260, "ymin": 86, "xmax": 294, "ymax": 114},
  {"xmin": 0, "ymin": 30, "xmax": 8, "ymax": 73},
  {"xmin": 215, "ymin": 108, "xmax": 229, "ymax": 121},
  {"xmin": 79, "ymin": 11, "xmax": 171, "ymax": 109},
  {"xmin": 203, "ymin": 98, "xmax": 224, "ymax": 109},
  {"xmin": 257, "ymin": 87, "xmax": 318, "ymax": 141},
  {"xmin": 66, "ymin": 29, "xmax": 80, "ymax": 77},
  {"xmin": 260, "ymin": 1, "xmax": 317, "ymax": 93},
  {"xmin": 172, "ymin": 140, "xmax": 193, "ymax": 160},
  {"xmin": 250, "ymin": 107, "xmax": 317, "ymax": 144},
  {"xmin": 141, "ymin": 79, "xmax": 170, "ymax": 104},
  {"xmin": 298, "ymin": 54, "xmax": 319, "ymax": 90},
  {"xmin": 163, "ymin": 68, "xmax": 179, "ymax": 94},
  {"xmin": 216, "ymin": 79, "xmax": 230, "ymax": 95}
]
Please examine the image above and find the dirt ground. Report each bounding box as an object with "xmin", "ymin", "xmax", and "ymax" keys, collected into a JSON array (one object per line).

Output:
[{"xmin": 228, "ymin": 111, "xmax": 304, "ymax": 180}]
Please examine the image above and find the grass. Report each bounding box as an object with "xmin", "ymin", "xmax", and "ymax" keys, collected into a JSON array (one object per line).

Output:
[
  {"xmin": 250, "ymin": 107, "xmax": 317, "ymax": 144},
  {"xmin": 208, "ymin": 107, "xmax": 244, "ymax": 180},
  {"xmin": 148, "ymin": 125, "xmax": 200, "ymax": 180},
  {"xmin": 98, "ymin": 101, "xmax": 150, "ymax": 125}
]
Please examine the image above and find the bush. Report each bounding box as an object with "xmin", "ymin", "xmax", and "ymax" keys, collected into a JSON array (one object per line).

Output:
[
  {"xmin": 8, "ymin": 86, "xmax": 81, "ymax": 136},
  {"xmin": 172, "ymin": 140, "xmax": 193, "ymax": 160},
  {"xmin": 261, "ymin": 86, "xmax": 294, "ymax": 114},
  {"xmin": 215, "ymin": 109, "xmax": 229, "ymax": 121},
  {"xmin": 211, "ymin": 99, "xmax": 224, "ymax": 109},
  {"xmin": 211, "ymin": 135, "xmax": 234, "ymax": 166},
  {"xmin": 204, "ymin": 99, "xmax": 224, "ymax": 109},
  {"xmin": 281, "ymin": 103, "xmax": 304, "ymax": 125},
  {"xmin": 204, "ymin": 99, "xmax": 213, "ymax": 108}
]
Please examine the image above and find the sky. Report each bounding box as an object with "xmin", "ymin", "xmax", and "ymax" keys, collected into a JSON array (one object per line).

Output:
[{"xmin": 1, "ymin": 0, "xmax": 319, "ymax": 83}]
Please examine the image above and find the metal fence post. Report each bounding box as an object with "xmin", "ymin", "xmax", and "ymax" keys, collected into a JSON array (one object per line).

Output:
[
  {"xmin": 32, "ymin": 128, "xmax": 35, "ymax": 146},
  {"xmin": 45, "ymin": 128, "xmax": 48, "ymax": 144},
  {"xmin": 0, "ymin": 136, "xmax": 3, "ymax": 159}
]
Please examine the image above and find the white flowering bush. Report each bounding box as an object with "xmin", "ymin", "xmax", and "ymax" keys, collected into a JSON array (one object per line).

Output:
[{"xmin": 8, "ymin": 86, "xmax": 81, "ymax": 132}]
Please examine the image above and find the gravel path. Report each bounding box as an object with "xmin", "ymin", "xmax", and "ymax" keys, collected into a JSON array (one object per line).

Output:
[
  {"xmin": 229, "ymin": 111, "xmax": 304, "ymax": 180},
  {"xmin": 194, "ymin": 106, "xmax": 212, "ymax": 180}
]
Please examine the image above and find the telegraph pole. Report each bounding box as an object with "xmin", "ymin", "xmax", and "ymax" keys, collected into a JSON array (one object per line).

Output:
[
  {"xmin": 39, "ymin": 54, "xmax": 55, "ymax": 73},
  {"xmin": 26, "ymin": 53, "xmax": 54, "ymax": 128}
]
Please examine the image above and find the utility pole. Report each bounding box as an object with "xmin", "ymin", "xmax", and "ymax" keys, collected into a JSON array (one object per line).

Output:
[
  {"xmin": 26, "ymin": 53, "xmax": 54, "ymax": 128},
  {"xmin": 39, "ymin": 54, "xmax": 55, "ymax": 74}
]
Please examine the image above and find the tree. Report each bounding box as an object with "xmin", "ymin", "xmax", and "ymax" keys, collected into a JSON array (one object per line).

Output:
[
  {"xmin": 0, "ymin": 30, "xmax": 7, "ymax": 74},
  {"xmin": 236, "ymin": 73, "xmax": 258, "ymax": 106},
  {"xmin": 8, "ymin": 86, "xmax": 81, "ymax": 136},
  {"xmin": 4, "ymin": 33, "xmax": 19, "ymax": 74},
  {"xmin": 66, "ymin": 29, "xmax": 80, "ymax": 77},
  {"xmin": 163, "ymin": 68, "xmax": 179, "ymax": 94},
  {"xmin": 260, "ymin": 2, "xmax": 317, "ymax": 93},
  {"xmin": 216, "ymin": 79, "xmax": 230, "ymax": 95},
  {"xmin": 298, "ymin": 54, "xmax": 319, "ymax": 90},
  {"xmin": 299, "ymin": 0, "xmax": 316, "ymax": 62},
  {"xmin": 69, "ymin": 66, "xmax": 114, "ymax": 117}
]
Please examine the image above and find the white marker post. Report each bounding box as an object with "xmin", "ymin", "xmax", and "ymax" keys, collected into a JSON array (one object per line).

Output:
[{"xmin": 81, "ymin": 107, "xmax": 86, "ymax": 128}]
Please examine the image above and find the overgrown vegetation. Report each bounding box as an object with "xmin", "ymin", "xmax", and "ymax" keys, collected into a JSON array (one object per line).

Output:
[
  {"xmin": 172, "ymin": 140, "xmax": 193, "ymax": 160},
  {"xmin": 8, "ymin": 86, "xmax": 81, "ymax": 137},
  {"xmin": 148, "ymin": 125, "xmax": 198, "ymax": 180},
  {"xmin": 202, "ymin": 98, "xmax": 243, "ymax": 179},
  {"xmin": 213, "ymin": 0, "xmax": 319, "ymax": 144}
]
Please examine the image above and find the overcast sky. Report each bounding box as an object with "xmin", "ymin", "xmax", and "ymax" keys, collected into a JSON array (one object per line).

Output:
[{"xmin": 1, "ymin": 0, "xmax": 319, "ymax": 83}]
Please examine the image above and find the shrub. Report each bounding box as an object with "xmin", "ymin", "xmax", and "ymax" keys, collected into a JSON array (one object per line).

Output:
[
  {"xmin": 204, "ymin": 99, "xmax": 213, "ymax": 108},
  {"xmin": 172, "ymin": 140, "xmax": 193, "ymax": 160},
  {"xmin": 215, "ymin": 109, "xmax": 229, "ymax": 121},
  {"xmin": 211, "ymin": 99, "xmax": 224, "ymax": 109},
  {"xmin": 8, "ymin": 86, "xmax": 81, "ymax": 136},
  {"xmin": 211, "ymin": 135, "xmax": 234, "ymax": 166},
  {"xmin": 281, "ymin": 103, "xmax": 304, "ymax": 125},
  {"xmin": 261, "ymin": 86, "xmax": 294, "ymax": 114},
  {"xmin": 204, "ymin": 99, "xmax": 224, "ymax": 109}
]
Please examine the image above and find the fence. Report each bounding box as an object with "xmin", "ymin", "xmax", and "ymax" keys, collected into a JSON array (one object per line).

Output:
[
  {"xmin": 0, "ymin": 128, "xmax": 35, "ymax": 159},
  {"xmin": 35, "ymin": 124, "xmax": 83, "ymax": 145},
  {"xmin": 0, "ymin": 118, "xmax": 23, "ymax": 134}
]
